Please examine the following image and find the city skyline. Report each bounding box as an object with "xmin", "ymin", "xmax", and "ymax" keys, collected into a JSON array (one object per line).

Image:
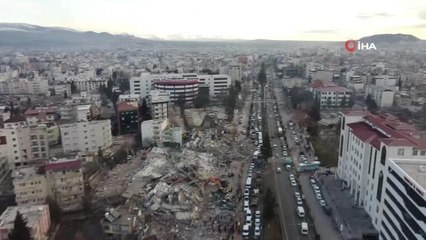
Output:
[{"xmin": 0, "ymin": 0, "xmax": 426, "ymax": 41}]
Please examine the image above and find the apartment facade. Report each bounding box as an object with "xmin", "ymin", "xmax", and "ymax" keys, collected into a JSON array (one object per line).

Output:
[
  {"xmin": 0, "ymin": 125, "xmax": 49, "ymax": 170},
  {"xmin": 13, "ymin": 167, "xmax": 49, "ymax": 206},
  {"xmin": 45, "ymin": 158, "xmax": 84, "ymax": 212},
  {"xmin": 337, "ymin": 111, "xmax": 426, "ymax": 239},
  {"xmin": 147, "ymin": 90, "xmax": 170, "ymax": 120},
  {"xmin": 60, "ymin": 120, "xmax": 112, "ymax": 154},
  {"xmin": 310, "ymin": 80, "xmax": 352, "ymax": 109},
  {"xmin": 116, "ymin": 101, "xmax": 140, "ymax": 135},
  {"xmin": 198, "ymin": 74, "xmax": 232, "ymax": 98},
  {"xmin": 365, "ymin": 85, "xmax": 395, "ymax": 108}
]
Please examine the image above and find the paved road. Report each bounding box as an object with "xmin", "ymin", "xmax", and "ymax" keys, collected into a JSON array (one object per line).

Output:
[{"xmin": 264, "ymin": 75, "xmax": 314, "ymax": 240}]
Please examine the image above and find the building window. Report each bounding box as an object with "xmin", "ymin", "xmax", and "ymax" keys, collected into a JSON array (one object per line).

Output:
[
  {"xmin": 380, "ymin": 146, "xmax": 386, "ymax": 165},
  {"xmin": 413, "ymin": 148, "xmax": 418, "ymax": 155},
  {"xmin": 397, "ymin": 149, "xmax": 404, "ymax": 156},
  {"xmin": 421, "ymin": 150, "xmax": 426, "ymax": 156},
  {"xmin": 376, "ymin": 171, "xmax": 383, "ymax": 201}
]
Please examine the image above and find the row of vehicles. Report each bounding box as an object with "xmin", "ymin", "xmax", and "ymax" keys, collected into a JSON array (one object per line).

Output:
[
  {"xmin": 273, "ymin": 95, "xmax": 309, "ymax": 236},
  {"xmin": 243, "ymin": 89, "xmax": 263, "ymax": 239}
]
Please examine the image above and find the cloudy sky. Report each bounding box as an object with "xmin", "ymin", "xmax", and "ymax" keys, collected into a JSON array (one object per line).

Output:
[{"xmin": 1, "ymin": 0, "xmax": 425, "ymax": 41}]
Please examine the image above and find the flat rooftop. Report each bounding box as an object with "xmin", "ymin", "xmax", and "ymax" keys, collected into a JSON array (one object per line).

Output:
[
  {"xmin": 0, "ymin": 205, "xmax": 48, "ymax": 229},
  {"xmin": 394, "ymin": 159, "xmax": 426, "ymax": 192}
]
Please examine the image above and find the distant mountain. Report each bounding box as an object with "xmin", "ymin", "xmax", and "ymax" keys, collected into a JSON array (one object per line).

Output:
[
  {"xmin": 0, "ymin": 23, "xmax": 154, "ymax": 50},
  {"xmin": 359, "ymin": 34, "xmax": 421, "ymax": 43}
]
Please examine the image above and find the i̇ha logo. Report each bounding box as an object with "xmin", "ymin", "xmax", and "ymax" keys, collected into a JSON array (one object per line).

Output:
[{"xmin": 344, "ymin": 39, "xmax": 377, "ymax": 53}]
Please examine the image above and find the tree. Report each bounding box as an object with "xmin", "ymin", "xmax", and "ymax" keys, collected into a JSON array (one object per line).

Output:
[
  {"xmin": 309, "ymin": 105, "xmax": 321, "ymax": 122},
  {"xmin": 348, "ymin": 95, "xmax": 355, "ymax": 107},
  {"xmin": 326, "ymin": 98, "xmax": 332, "ymax": 109},
  {"xmin": 397, "ymin": 78, "xmax": 402, "ymax": 90},
  {"xmin": 64, "ymin": 91, "xmax": 68, "ymax": 99},
  {"xmin": 8, "ymin": 211, "xmax": 31, "ymax": 240},
  {"xmin": 46, "ymin": 197, "xmax": 62, "ymax": 224},
  {"xmin": 234, "ymin": 80, "xmax": 242, "ymax": 92},
  {"xmin": 261, "ymin": 132, "xmax": 272, "ymax": 158},
  {"xmin": 263, "ymin": 188, "xmax": 276, "ymax": 221},
  {"xmin": 223, "ymin": 86, "xmax": 238, "ymax": 120},
  {"xmin": 194, "ymin": 88, "xmax": 210, "ymax": 108},
  {"xmin": 70, "ymin": 81, "xmax": 78, "ymax": 94},
  {"xmin": 140, "ymin": 98, "xmax": 151, "ymax": 119},
  {"xmin": 340, "ymin": 95, "xmax": 347, "ymax": 108},
  {"xmin": 257, "ymin": 63, "xmax": 267, "ymax": 86}
]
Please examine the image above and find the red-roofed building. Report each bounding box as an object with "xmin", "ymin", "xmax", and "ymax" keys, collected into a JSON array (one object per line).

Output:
[
  {"xmin": 337, "ymin": 111, "xmax": 426, "ymax": 237},
  {"xmin": 310, "ymin": 80, "xmax": 352, "ymax": 109},
  {"xmin": 45, "ymin": 157, "xmax": 84, "ymax": 212},
  {"xmin": 117, "ymin": 101, "xmax": 141, "ymax": 135},
  {"xmin": 24, "ymin": 107, "xmax": 58, "ymax": 125}
]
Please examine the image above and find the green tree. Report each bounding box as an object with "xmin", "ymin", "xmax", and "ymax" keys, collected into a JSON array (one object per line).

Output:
[
  {"xmin": 70, "ymin": 81, "xmax": 78, "ymax": 94},
  {"xmin": 366, "ymin": 94, "xmax": 378, "ymax": 113},
  {"xmin": 340, "ymin": 95, "xmax": 347, "ymax": 108},
  {"xmin": 261, "ymin": 132, "xmax": 272, "ymax": 158},
  {"xmin": 263, "ymin": 188, "xmax": 276, "ymax": 221},
  {"xmin": 234, "ymin": 80, "xmax": 242, "ymax": 92},
  {"xmin": 8, "ymin": 211, "xmax": 31, "ymax": 240},
  {"xmin": 223, "ymin": 86, "xmax": 238, "ymax": 120},
  {"xmin": 46, "ymin": 197, "xmax": 62, "ymax": 224},
  {"xmin": 194, "ymin": 88, "xmax": 210, "ymax": 108},
  {"xmin": 257, "ymin": 63, "xmax": 267, "ymax": 86},
  {"xmin": 326, "ymin": 98, "xmax": 332, "ymax": 109},
  {"xmin": 309, "ymin": 105, "xmax": 321, "ymax": 122},
  {"xmin": 64, "ymin": 91, "xmax": 68, "ymax": 99},
  {"xmin": 348, "ymin": 95, "xmax": 355, "ymax": 107}
]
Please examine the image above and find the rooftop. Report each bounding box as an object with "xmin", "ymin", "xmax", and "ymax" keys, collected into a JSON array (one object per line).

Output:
[
  {"xmin": 117, "ymin": 101, "xmax": 139, "ymax": 112},
  {"xmin": 45, "ymin": 157, "xmax": 81, "ymax": 172},
  {"xmin": 393, "ymin": 159, "xmax": 426, "ymax": 194},
  {"xmin": 311, "ymin": 80, "xmax": 352, "ymax": 92},
  {"xmin": 24, "ymin": 107, "xmax": 57, "ymax": 116},
  {"xmin": 13, "ymin": 167, "xmax": 43, "ymax": 180},
  {"xmin": 154, "ymin": 79, "xmax": 199, "ymax": 86},
  {"xmin": 0, "ymin": 205, "xmax": 48, "ymax": 230}
]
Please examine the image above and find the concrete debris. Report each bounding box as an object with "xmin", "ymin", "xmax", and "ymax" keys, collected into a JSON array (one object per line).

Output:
[{"xmin": 95, "ymin": 110, "xmax": 254, "ymax": 240}]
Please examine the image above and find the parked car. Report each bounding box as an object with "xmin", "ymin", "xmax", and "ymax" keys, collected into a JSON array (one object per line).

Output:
[
  {"xmin": 319, "ymin": 199, "xmax": 326, "ymax": 206},
  {"xmin": 296, "ymin": 197, "xmax": 303, "ymax": 205},
  {"xmin": 316, "ymin": 193, "xmax": 323, "ymax": 200},
  {"xmin": 291, "ymin": 180, "xmax": 297, "ymax": 186}
]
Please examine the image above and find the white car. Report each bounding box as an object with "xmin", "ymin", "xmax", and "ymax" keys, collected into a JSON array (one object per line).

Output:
[
  {"xmin": 273, "ymin": 144, "xmax": 277, "ymax": 148},
  {"xmin": 255, "ymin": 218, "xmax": 261, "ymax": 227},
  {"xmin": 289, "ymin": 174, "xmax": 295, "ymax": 180},
  {"xmin": 319, "ymin": 200, "xmax": 326, "ymax": 206},
  {"xmin": 310, "ymin": 178, "xmax": 316, "ymax": 184},
  {"xmin": 276, "ymin": 167, "xmax": 282, "ymax": 173},
  {"xmin": 316, "ymin": 193, "xmax": 323, "ymax": 200},
  {"xmin": 254, "ymin": 226, "xmax": 261, "ymax": 237},
  {"xmin": 255, "ymin": 210, "xmax": 261, "ymax": 219},
  {"xmin": 291, "ymin": 180, "xmax": 297, "ymax": 186},
  {"xmin": 296, "ymin": 197, "xmax": 303, "ymax": 205},
  {"xmin": 294, "ymin": 192, "xmax": 301, "ymax": 198},
  {"xmin": 282, "ymin": 151, "xmax": 288, "ymax": 156},
  {"xmin": 244, "ymin": 189, "xmax": 250, "ymax": 196}
]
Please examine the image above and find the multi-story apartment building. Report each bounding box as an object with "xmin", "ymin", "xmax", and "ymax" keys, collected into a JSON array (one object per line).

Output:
[
  {"xmin": 0, "ymin": 124, "xmax": 49, "ymax": 169},
  {"xmin": 60, "ymin": 120, "xmax": 112, "ymax": 154},
  {"xmin": 365, "ymin": 85, "xmax": 395, "ymax": 108},
  {"xmin": 116, "ymin": 102, "xmax": 140, "ymax": 135},
  {"xmin": 140, "ymin": 119, "xmax": 182, "ymax": 148},
  {"xmin": 310, "ymin": 80, "xmax": 352, "ymax": 109},
  {"xmin": 338, "ymin": 111, "xmax": 426, "ymax": 239},
  {"xmin": 0, "ymin": 139, "xmax": 9, "ymax": 185},
  {"xmin": 153, "ymin": 79, "xmax": 199, "ymax": 103},
  {"xmin": 45, "ymin": 157, "xmax": 84, "ymax": 212},
  {"xmin": 147, "ymin": 90, "xmax": 170, "ymax": 120},
  {"xmin": 73, "ymin": 79, "xmax": 107, "ymax": 92},
  {"xmin": 13, "ymin": 167, "xmax": 49, "ymax": 206},
  {"xmin": 24, "ymin": 107, "xmax": 58, "ymax": 125},
  {"xmin": 0, "ymin": 205, "xmax": 51, "ymax": 240},
  {"xmin": 198, "ymin": 74, "xmax": 232, "ymax": 98}
]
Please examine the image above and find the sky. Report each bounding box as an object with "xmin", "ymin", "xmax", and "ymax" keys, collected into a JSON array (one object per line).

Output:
[{"xmin": 0, "ymin": 0, "xmax": 426, "ymax": 41}]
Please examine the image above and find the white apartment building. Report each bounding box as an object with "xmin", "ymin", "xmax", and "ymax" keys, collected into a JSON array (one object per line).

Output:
[
  {"xmin": 140, "ymin": 119, "xmax": 182, "ymax": 148},
  {"xmin": 198, "ymin": 74, "xmax": 232, "ymax": 98},
  {"xmin": 118, "ymin": 94, "xmax": 141, "ymax": 103},
  {"xmin": 13, "ymin": 167, "xmax": 49, "ymax": 206},
  {"xmin": 73, "ymin": 79, "xmax": 107, "ymax": 92},
  {"xmin": 130, "ymin": 73, "xmax": 231, "ymax": 99},
  {"xmin": 311, "ymin": 70, "xmax": 334, "ymax": 82},
  {"xmin": 76, "ymin": 105, "xmax": 91, "ymax": 121},
  {"xmin": 373, "ymin": 75, "xmax": 397, "ymax": 88},
  {"xmin": 310, "ymin": 80, "xmax": 352, "ymax": 109},
  {"xmin": 338, "ymin": 111, "xmax": 426, "ymax": 239},
  {"xmin": 0, "ymin": 143, "xmax": 9, "ymax": 185},
  {"xmin": 147, "ymin": 91, "xmax": 170, "ymax": 120},
  {"xmin": 0, "ymin": 78, "xmax": 49, "ymax": 95},
  {"xmin": 45, "ymin": 157, "xmax": 84, "ymax": 212},
  {"xmin": 60, "ymin": 120, "xmax": 112, "ymax": 154},
  {"xmin": 228, "ymin": 64, "xmax": 242, "ymax": 82},
  {"xmin": 0, "ymin": 125, "xmax": 49, "ymax": 170},
  {"xmin": 365, "ymin": 85, "xmax": 395, "ymax": 108}
]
